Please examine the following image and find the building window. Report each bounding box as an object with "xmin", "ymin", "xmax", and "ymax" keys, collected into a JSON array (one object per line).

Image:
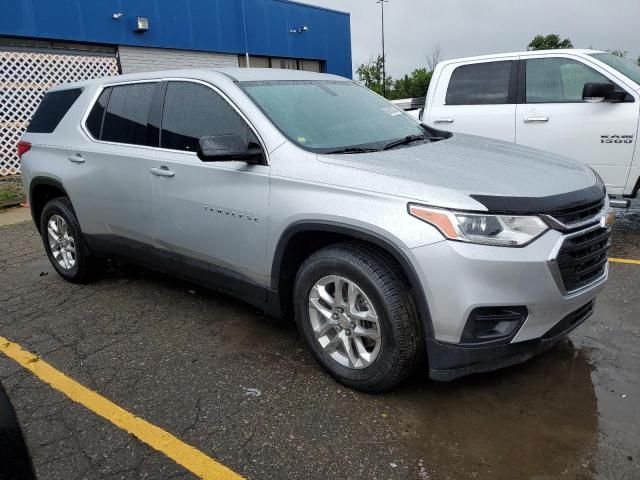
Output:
[{"xmin": 239, "ymin": 55, "xmax": 323, "ymax": 73}]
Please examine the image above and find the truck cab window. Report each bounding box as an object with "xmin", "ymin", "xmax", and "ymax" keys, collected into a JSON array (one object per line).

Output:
[
  {"xmin": 525, "ymin": 58, "xmax": 613, "ymax": 103},
  {"xmin": 445, "ymin": 61, "xmax": 513, "ymax": 105}
]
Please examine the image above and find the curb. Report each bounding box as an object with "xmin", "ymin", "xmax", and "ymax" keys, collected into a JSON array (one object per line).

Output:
[{"xmin": 0, "ymin": 199, "xmax": 27, "ymax": 210}]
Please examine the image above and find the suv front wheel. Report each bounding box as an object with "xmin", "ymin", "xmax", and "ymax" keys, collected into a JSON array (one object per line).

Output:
[
  {"xmin": 39, "ymin": 197, "xmax": 101, "ymax": 283},
  {"xmin": 294, "ymin": 244, "xmax": 421, "ymax": 392}
]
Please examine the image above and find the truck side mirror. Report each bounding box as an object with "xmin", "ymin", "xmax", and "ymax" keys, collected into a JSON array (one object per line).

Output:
[
  {"xmin": 197, "ymin": 134, "xmax": 263, "ymax": 164},
  {"xmin": 582, "ymin": 83, "xmax": 626, "ymax": 103}
]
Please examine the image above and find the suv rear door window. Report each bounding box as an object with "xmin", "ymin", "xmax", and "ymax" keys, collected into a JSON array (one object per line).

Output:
[
  {"xmin": 446, "ymin": 61, "xmax": 513, "ymax": 105},
  {"xmin": 27, "ymin": 88, "xmax": 83, "ymax": 133},
  {"xmin": 101, "ymin": 83, "xmax": 156, "ymax": 145},
  {"xmin": 85, "ymin": 88, "xmax": 111, "ymax": 139},
  {"xmin": 160, "ymin": 81, "xmax": 254, "ymax": 152}
]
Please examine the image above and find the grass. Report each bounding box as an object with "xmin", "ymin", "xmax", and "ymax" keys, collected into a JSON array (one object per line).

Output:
[{"xmin": 0, "ymin": 179, "xmax": 25, "ymax": 203}]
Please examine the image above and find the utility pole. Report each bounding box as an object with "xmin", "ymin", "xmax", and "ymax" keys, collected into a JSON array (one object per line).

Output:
[{"xmin": 377, "ymin": 0, "xmax": 388, "ymax": 98}]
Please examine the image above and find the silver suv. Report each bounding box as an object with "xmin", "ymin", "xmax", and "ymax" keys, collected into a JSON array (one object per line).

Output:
[{"xmin": 19, "ymin": 69, "xmax": 612, "ymax": 392}]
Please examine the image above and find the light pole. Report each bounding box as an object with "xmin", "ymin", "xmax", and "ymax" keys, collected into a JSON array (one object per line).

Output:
[
  {"xmin": 377, "ymin": 0, "xmax": 388, "ymax": 98},
  {"xmin": 241, "ymin": 0, "xmax": 250, "ymax": 67}
]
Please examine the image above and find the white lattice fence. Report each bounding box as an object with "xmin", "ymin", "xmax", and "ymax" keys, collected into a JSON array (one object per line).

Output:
[{"xmin": 0, "ymin": 50, "xmax": 119, "ymax": 176}]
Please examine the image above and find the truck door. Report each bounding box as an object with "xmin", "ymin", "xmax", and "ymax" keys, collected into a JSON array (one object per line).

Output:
[
  {"xmin": 515, "ymin": 55, "xmax": 639, "ymax": 195},
  {"xmin": 426, "ymin": 59, "xmax": 518, "ymax": 142}
]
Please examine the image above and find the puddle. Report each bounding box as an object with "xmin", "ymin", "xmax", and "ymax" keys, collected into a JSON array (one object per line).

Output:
[
  {"xmin": 385, "ymin": 341, "xmax": 598, "ymax": 479},
  {"xmin": 613, "ymin": 200, "xmax": 640, "ymax": 235}
]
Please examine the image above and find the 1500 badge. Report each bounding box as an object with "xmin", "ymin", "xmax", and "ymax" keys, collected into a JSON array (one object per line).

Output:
[{"xmin": 601, "ymin": 135, "xmax": 634, "ymax": 144}]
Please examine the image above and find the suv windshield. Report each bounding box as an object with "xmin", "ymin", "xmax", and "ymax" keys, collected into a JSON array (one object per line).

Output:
[
  {"xmin": 589, "ymin": 53, "xmax": 640, "ymax": 86},
  {"xmin": 240, "ymin": 80, "xmax": 426, "ymax": 153}
]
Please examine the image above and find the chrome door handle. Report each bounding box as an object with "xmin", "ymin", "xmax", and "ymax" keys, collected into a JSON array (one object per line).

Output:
[
  {"xmin": 67, "ymin": 154, "xmax": 85, "ymax": 164},
  {"xmin": 524, "ymin": 116, "xmax": 549, "ymax": 123},
  {"xmin": 150, "ymin": 166, "xmax": 175, "ymax": 178},
  {"xmin": 434, "ymin": 118, "xmax": 455, "ymax": 124}
]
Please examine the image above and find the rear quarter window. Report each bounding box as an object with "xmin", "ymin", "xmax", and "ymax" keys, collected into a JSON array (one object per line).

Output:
[{"xmin": 26, "ymin": 88, "xmax": 83, "ymax": 133}]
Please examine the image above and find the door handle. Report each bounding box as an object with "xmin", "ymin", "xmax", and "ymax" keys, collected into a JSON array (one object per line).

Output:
[
  {"xmin": 150, "ymin": 166, "xmax": 175, "ymax": 178},
  {"xmin": 67, "ymin": 154, "xmax": 85, "ymax": 164},
  {"xmin": 433, "ymin": 118, "xmax": 455, "ymax": 124},
  {"xmin": 523, "ymin": 116, "xmax": 549, "ymax": 123}
]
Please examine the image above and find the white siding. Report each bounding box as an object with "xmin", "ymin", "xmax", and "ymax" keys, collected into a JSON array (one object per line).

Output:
[{"xmin": 118, "ymin": 46, "xmax": 238, "ymax": 74}]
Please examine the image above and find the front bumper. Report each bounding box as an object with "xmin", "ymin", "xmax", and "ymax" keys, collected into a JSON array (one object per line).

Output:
[
  {"xmin": 409, "ymin": 227, "xmax": 608, "ymax": 380},
  {"xmin": 426, "ymin": 300, "xmax": 594, "ymax": 381}
]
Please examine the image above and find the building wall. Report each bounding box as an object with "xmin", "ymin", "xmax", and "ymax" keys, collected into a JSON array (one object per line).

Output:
[
  {"xmin": 118, "ymin": 46, "xmax": 238, "ymax": 74},
  {"xmin": 0, "ymin": 0, "xmax": 352, "ymax": 78}
]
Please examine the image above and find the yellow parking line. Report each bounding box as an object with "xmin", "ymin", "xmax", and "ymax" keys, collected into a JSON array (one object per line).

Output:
[
  {"xmin": 610, "ymin": 257, "xmax": 640, "ymax": 265},
  {"xmin": 0, "ymin": 336, "xmax": 243, "ymax": 480}
]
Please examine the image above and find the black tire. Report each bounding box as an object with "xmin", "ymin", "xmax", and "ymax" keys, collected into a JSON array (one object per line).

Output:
[
  {"xmin": 0, "ymin": 384, "xmax": 36, "ymax": 480},
  {"xmin": 293, "ymin": 243, "xmax": 422, "ymax": 392},
  {"xmin": 39, "ymin": 197, "xmax": 102, "ymax": 283}
]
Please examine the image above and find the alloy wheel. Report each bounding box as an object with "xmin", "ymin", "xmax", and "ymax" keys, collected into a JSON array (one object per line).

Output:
[
  {"xmin": 47, "ymin": 214, "xmax": 76, "ymax": 270},
  {"xmin": 308, "ymin": 275, "xmax": 382, "ymax": 369}
]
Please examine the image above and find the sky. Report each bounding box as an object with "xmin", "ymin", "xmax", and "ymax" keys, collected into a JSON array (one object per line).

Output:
[{"xmin": 297, "ymin": 0, "xmax": 640, "ymax": 78}]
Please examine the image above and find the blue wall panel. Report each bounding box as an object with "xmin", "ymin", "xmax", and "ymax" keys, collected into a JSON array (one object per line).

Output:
[{"xmin": 0, "ymin": 0, "xmax": 352, "ymax": 77}]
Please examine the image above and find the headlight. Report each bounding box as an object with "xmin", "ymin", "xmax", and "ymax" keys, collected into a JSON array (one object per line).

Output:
[{"xmin": 408, "ymin": 204, "xmax": 549, "ymax": 247}]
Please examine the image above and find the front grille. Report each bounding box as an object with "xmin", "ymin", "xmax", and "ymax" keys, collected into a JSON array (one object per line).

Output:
[
  {"xmin": 548, "ymin": 198, "xmax": 604, "ymax": 227},
  {"xmin": 557, "ymin": 227, "xmax": 611, "ymax": 292},
  {"xmin": 542, "ymin": 301, "xmax": 595, "ymax": 340}
]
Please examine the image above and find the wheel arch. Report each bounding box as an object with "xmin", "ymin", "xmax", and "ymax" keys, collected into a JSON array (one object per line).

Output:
[
  {"xmin": 29, "ymin": 177, "xmax": 70, "ymax": 232},
  {"xmin": 271, "ymin": 220, "xmax": 435, "ymax": 340}
]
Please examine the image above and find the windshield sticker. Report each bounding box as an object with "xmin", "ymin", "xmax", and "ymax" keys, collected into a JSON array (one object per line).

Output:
[
  {"xmin": 297, "ymin": 137, "xmax": 307, "ymax": 143},
  {"xmin": 383, "ymin": 106, "xmax": 402, "ymax": 117}
]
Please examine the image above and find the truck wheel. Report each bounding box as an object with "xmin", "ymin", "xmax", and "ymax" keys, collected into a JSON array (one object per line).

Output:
[
  {"xmin": 39, "ymin": 197, "xmax": 102, "ymax": 283},
  {"xmin": 293, "ymin": 243, "xmax": 421, "ymax": 392}
]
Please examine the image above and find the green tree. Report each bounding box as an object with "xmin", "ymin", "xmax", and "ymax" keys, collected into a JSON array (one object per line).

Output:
[
  {"xmin": 609, "ymin": 49, "xmax": 628, "ymax": 58},
  {"xmin": 637, "ymin": 56, "xmax": 640, "ymax": 66},
  {"xmin": 356, "ymin": 55, "xmax": 393, "ymax": 98},
  {"xmin": 528, "ymin": 34, "xmax": 573, "ymax": 50},
  {"xmin": 390, "ymin": 68, "xmax": 432, "ymax": 100}
]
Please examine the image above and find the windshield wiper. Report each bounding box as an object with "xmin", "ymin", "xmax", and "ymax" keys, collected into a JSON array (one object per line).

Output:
[
  {"xmin": 325, "ymin": 146, "xmax": 381, "ymax": 154},
  {"xmin": 383, "ymin": 134, "xmax": 428, "ymax": 151}
]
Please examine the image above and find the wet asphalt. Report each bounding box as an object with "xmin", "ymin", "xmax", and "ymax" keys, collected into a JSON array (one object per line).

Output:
[{"xmin": 0, "ymin": 202, "xmax": 639, "ymax": 480}]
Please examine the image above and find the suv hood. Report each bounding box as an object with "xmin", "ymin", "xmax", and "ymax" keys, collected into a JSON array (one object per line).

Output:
[{"xmin": 317, "ymin": 133, "xmax": 599, "ymax": 209}]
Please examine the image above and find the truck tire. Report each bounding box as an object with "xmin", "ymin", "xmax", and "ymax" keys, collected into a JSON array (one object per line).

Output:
[
  {"xmin": 39, "ymin": 197, "xmax": 102, "ymax": 283},
  {"xmin": 293, "ymin": 243, "xmax": 421, "ymax": 392}
]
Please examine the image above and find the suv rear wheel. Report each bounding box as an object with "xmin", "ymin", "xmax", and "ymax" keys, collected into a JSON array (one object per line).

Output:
[
  {"xmin": 39, "ymin": 197, "xmax": 101, "ymax": 283},
  {"xmin": 293, "ymin": 243, "xmax": 421, "ymax": 392}
]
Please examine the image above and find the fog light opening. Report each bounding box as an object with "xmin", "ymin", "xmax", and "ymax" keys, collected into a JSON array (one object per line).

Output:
[{"xmin": 461, "ymin": 306, "xmax": 528, "ymax": 345}]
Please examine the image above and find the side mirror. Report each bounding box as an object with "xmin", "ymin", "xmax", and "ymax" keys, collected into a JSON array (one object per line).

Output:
[
  {"xmin": 582, "ymin": 83, "xmax": 626, "ymax": 103},
  {"xmin": 197, "ymin": 134, "xmax": 263, "ymax": 164}
]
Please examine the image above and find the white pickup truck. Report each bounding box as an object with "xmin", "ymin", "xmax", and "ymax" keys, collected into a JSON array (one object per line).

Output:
[{"xmin": 420, "ymin": 49, "xmax": 640, "ymax": 201}]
